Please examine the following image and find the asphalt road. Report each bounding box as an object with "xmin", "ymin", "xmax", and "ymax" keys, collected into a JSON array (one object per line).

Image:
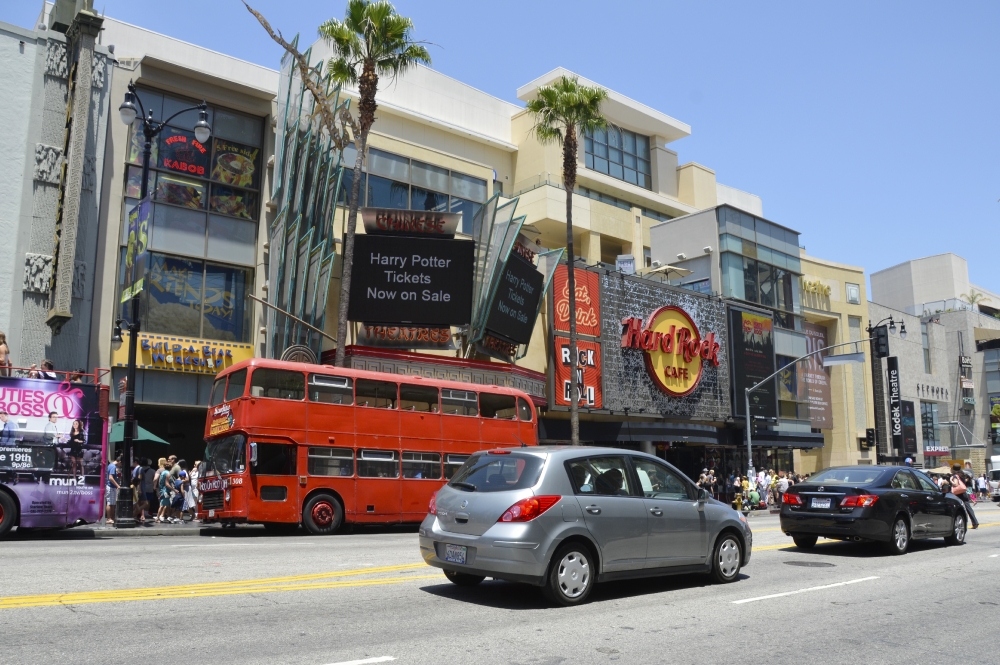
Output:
[{"xmin": 2, "ymin": 502, "xmax": 999, "ymax": 665}]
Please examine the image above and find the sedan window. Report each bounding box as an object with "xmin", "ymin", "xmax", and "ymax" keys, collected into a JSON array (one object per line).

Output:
[
  {"xmin": 633, "ymin": 458, "xmax": 692, "ymax": 500},
  {"xmin": 809, "ymin": 468, "xmax": 884, "ymax": 485},
  {"xmin": 566, "ymin": 457, "xmax": 632, "ymax": 497},
  {"xmin": 914, "ymin": 471, "xmax": 940, "ymax": 492},
  {"xmin": 890, "ymin": 470, "xmax": 920, "ymax": 490}
]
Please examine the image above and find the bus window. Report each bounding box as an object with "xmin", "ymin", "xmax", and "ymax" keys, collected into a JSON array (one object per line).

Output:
[
  {"xmin": 441, "ymin": 389, "xmax": 477, "ymax": 416},
  {"xmin": 225, "ymin": 368, "xmax": 247, "ymax": 401},
  {"xmin": 402, "ymin": 452, "xmax": 441, "ymax": 479},
  {"xmin": 444, "ymin": 454, "xmax": 470, "ymax": 479},
  {"xmin": 400, "ymin": 384, "xmax": 438, "ymax": 412},
  {"xmin": 250, "ymin": 369, "xmax": 304, "ymax": 400},
  {"xmin": 480, "ymin": 393, "xmax": 516, "ymax": 419},
  {"xmin": 356, "ymin": 379, "xmax": 397, "ymax": 409},
  {"xmin": 308, "ymin": 447, "xmax": 354, "ymax": 476},
  {"xmin": 358, "ymin": 449, "xmax": 399, "ymax": 478},
  {"xmin": 209, "ymin": 378, "xmax": 226, "ymax": 407},
  {"xmin": 309, "ymin": 374, "xmax": 353, "ymax": 405},
  {"xmin": 253, "ymin": 442, "xmax": 296, "ymax": 475},
  {"xmin": 517, "ymin": 397, "xmax": 533, "ymax": 422}
]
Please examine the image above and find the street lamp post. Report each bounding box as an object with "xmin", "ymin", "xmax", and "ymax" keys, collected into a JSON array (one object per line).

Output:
[
  {"xmin": 866, "ymin": 316, "xmax": 906, "ymax": 464},
  {"xmin": 112, "ymin": 81, "xmax": 210, "ymax": 528}
]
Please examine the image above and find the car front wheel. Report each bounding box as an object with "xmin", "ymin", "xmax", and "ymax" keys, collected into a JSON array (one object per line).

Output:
[
  {"xmin": 944, "ymin": 512, "xmax": 966, "ymax": 546},
  {"xmin": 543, "ymin": 543, "xmax": 594, "ymax": 606},
  {"xmin": 885, "ymin": 517, "xmax": 909, "ymax": 555},
  {"xmin": 710, "ymin": 533, "xmax": 742, "ymax": 583}
]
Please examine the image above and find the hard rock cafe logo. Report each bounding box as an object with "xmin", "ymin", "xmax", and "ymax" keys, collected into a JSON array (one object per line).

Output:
[{"xmin": 621, "ymin": 306, "xmax": 720, "ymax": 397}]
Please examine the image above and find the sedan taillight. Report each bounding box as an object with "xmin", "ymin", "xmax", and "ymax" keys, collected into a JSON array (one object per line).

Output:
[
  {"xmin": 428, "ymin": 491, "xmax": 438, "ymax": 515},
  {"xmin": 498, "ymin": 496, "xmax": 561, "ymax": 523},
  {"xmin": 840, "ymin": 494, "xmax": 879, "ymax": 508},
  {"xmin": 782, "ymin": 493, "xmax": 803, "ymax": 506}
]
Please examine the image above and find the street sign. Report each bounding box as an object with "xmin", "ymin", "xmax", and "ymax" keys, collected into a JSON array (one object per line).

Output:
[{"xmin": 887, "ymin": 356, "xmax": 902, "ymax": 449}]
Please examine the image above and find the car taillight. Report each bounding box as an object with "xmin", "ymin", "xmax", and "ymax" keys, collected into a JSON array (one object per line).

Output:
[
  {"xmin": 840, "ymin": 494, "xmax": 879, "ymax": 508},
  {"xmin": 498, "ymin": 495, "xmax": 561, "ymax": 523},
  {"xmin": 782, "ymin": 493, "xmax": 803, "ymax": 505},
  {"xmin": 428, "ymin": 491, "xmax": 438, "ymax": 515}
]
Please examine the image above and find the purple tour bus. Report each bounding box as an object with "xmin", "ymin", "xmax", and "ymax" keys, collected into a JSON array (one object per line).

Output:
[{"xmin": 0, "ymin": 369, "xmax": 109, "ymax": 537}]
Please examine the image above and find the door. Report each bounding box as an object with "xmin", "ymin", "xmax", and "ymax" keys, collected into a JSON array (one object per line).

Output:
[
  {"xmin": 890, "ymin": 470, "xmax": 926, "ymax": 536},
  {"xmin": 632, "ymin": 457, "xmax": 706, "ymax": 567},
  {"xmin": 567, "ymin": 455, "xmax": 648, "ymax": 572},
  {"xmin": 913, "ymin": 470, "xmax": 952, "ymax": 534},
  {"xmin": 250, "ymin": 441, "xmax": 299, "ymax": 523}
]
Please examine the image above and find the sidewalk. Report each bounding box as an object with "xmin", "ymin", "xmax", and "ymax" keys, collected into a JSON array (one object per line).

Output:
[{"xmin": 12, "ymin": 520, "xmax": 267, "ymax": 539}]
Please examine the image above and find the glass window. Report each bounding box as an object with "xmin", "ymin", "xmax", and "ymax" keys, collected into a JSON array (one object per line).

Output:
[
  {"xmin": 132, "ymin": 87, "xmax": 163, "ymax": 126},
  {"xmin": 357, "ymin": 449, "xmax": 399, "ymax": 478},
  {"xmin": 155, "ymin": 173, "xmax": 206, "ymax": 209},
  {"xmin": 450, "ymin": 197, "xmax": 483, "ymax": 235},
  {"xmin": 144, "ymin": 254, "xmax": 204, "ymax": 337},
  {"xmin": 202, "ymin": 263, "xmax": 252, "ymax": 342},
  {"xmin": 367, "ymin": 174, "xmax": 409, "ymax": 209},
  {"xmin": 209, "ymin": 185, "xmax": 257, "ymax": 221},
  {"xmin": 444, "ymin": 454, "xmax": 469, "ymax": 479},
  {"xmin": 914, "ymin": 471, "xmax": 940, "ymax": 493},
  {"xmin": 402, "ymin": 452, "xmax": 441, "ymax": 479},
  {"xmin": 480, "ymin": 393, "xmax": 517, "ymax": 419},
  {"xmin": 224, "ymin": 368, "xmax": 247, "ymax": 402},
  {"xmin": 307, "ymin": 447, "xmax": 354, "ymax": 476},
  {"xmin": 127, "ymin": 124, "xmax": 159, "ymax": 166},
  {"xmin": 846, "ymin": 283, "xmax": 861, "ymax": 305},
  {"xmin": 758, "ymin": 262, "xmax": 776, "ymax": 308},
  {"xmin": 150, "ymin": 204, "xmax": 206, "ymax": 256},
  {"xmin": 442, "ymin": 389, "xmax": 478, "ymax": 416},
  {"xmin": 337, "ymin": 167, "xmax": 364, "ymax": 206},
  {"xmin": 921, "ymin": 323, "xmax": 932, "ymax": 373},
  {"xmin": 158, "ymin": 126, "xmax": 211, "ymax": 179},
  {"xmin": 309, "ymin": 374, "xmax": 353, "ymax": 405},
  {"xmin": 209, "ymin": 378, "xmax": 226, "ymax": 407},
  {"xmin": 451, "ymin": 172, "xmax": 487, "ymax": 202},
  {"xmin": 207, "ymin": 215, "xmax": 256, "ymax": 265},
  {"xmin": 890, "ymin": 470, "xmax": 920, "ymax": 490},
  {"xmin": 743, "ymin": 257, "xmax": 759, "ymax": 303},
  {"xmin": 448, "ymin": 452, "xmax": 544, "ymax": 492},
  {"xmin": 356, "ymin": 379, "xmax": 397, "ymax": 409},
  {"xmin": 213, "ymin": 110, "xmax": 263, "ymax": 148},
  {"xmin": 125, "ymin": 166, "xmax": 154, "ymax": 199},
  {"xmin": 633, "ymin": 458, "xmax": 693, "ymax": 500},
  {"xmin": 254, "ymin": 442, "xmax": 296, "ymax": 475},
  {"xmin": 399, "ymin": 384, "xmax": 438, "ymax": 412},
  {"xmin": 808, "ymin": 468, "xmax": 886, "ymax": 484},
  {"xmin": 584, "ymin": 128, "xmax": 652, "ymax": 189},
  {"xmin": 921, "ymin": 402, "xmax": 939, "ymax": 445},
  {"xmin": 368, "ymin": 148, "xmax": 409, "ymax": 181},
  {"xmin": 411, "ymin": 186, "xmax": 449, "ymax": 212},
  {"xmin": 162, "ymin": 94, "xmax": 211, "ymax": 129},
  {"xmin": 411, "ymin": 160, "xmax": 449, "ymax": 193},
  {"xmin": 517, "ymin": 397, "xmax": 533, "ymax": 422},
  {"xmin": 250, "ymin": 369, "xmax": 305, "ymax": 400},
  {"xmin": 566, "ymin": 456, "xmax": 632, "ymax": 496}
]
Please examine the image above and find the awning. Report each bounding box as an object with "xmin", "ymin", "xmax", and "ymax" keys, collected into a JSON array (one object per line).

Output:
[
  {"xmin": 109, "ymin": 421, "xmax": 171, "ymax": 445},
  {"xmin": 539, "ymin": 418, "xmax": 722, "ymax": 445}
]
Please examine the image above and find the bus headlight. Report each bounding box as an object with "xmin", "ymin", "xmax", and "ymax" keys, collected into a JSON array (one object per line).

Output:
[{"xmin": 225, "ymin": 490, "xmax": 231, "ymax": 502}]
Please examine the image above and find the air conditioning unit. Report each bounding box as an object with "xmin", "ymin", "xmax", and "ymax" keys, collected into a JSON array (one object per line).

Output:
[
  {"xmin": 676, "ymin": 253, "xmax": 686, "ymax": 261},
  {"xmin": 703, "ymin": 246, "xmax": 713, "ymax": 254}
]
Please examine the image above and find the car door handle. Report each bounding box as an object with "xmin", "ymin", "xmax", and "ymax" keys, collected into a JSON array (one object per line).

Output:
[
  {"xmin": 585, "ymin": 506, "xmax": 601, "ymax": 515},
  {"xmin": 649, "ymin": 508, "xmax": 663, "ymax": 516}
]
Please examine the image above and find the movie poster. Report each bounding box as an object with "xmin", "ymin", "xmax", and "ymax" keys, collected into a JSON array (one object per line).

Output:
[
  {"xmin": 729, "ymin": 307, "xmax": 777, "ymax": 419},
  {"xmin": 802, "ymin": 322, "xmax": 833, "ymax": 428}
]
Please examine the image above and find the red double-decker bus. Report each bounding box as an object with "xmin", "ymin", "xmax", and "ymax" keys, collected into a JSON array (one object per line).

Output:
[{"xmin": 199, "ymin": 358, "xmax": 538, "ymax": 534}]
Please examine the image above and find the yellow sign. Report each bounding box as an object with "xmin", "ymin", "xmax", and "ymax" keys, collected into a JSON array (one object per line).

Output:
[
  {"xmin": 112, "ymin": 332, "xmax": 254, "ymax": 374},
  {"xmin": 800, "ymin": 277, "xmax": 831, "ymax": 296}
]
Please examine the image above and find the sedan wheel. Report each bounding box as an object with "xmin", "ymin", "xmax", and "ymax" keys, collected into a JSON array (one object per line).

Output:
[
  {"xmin": 710, "ymin": 534, "xmax": 742, "ymax": 583},
  {"xmin": 944, "ymin": 513, "xmax": 966, "ymax": 546},
  {"xmin": 886, "ymin": 517, "xmax": 909, "ymax": 555},
  {"xmin": 543, "ymin": 544, "xmax": 593, "ymax": 606}
]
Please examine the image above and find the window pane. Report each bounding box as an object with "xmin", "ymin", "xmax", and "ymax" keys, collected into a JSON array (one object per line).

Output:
[
  {"xmin": 145, "ymin": 254, "xmax": 203, "ymax": 336},
  {"xmin": 309, "ymin": 374, "xmax": 353, "ymax": 405},
  {"xmin": 609, "ymin": 162, "xmax": 624, "ymax": 180},
  {"xmin": 594, "ymin": 142, "xmax": 608, "ymax": 159},
  {"xmin": 636, "ymin": 135, "xmax": 650, "ymax": 159},
  {"xmin": 592, "ymin": 127, "xmax": 606, "ymax": 143},
  {"xmin": 225, "ymin": 368, "xmax": 247, "ymax": 401},
  {"xmin": 593, "ymin": 156, "xmax": 608, "ymax": 174},
  {"xmin": 633, "ymin": 459, "xmax": 691, "ymax": 500},
  {"xmin": 367, "ymin": 174, "xmax": 408, "ymax": 209},
  {"xmin": 758, "ymin": 262, "xmax": 775, "ymax": 308},
  {"xmin": 518, "ymin": 397, "xmax": 533, "ymax": 422},
  {"xmin": 250, "ymin": 369, "xmax": 305, "ymax": 400},
  {"xmin": 133, "ymin": 87, "xmax": 163, "ymax": 123},
  {"xmin": 356, "ymin": 379, "xmax": 397, "ymax": 409},
  {"xmin": 209, "ymin": 378, "xmax": 226, "ymax": 407},
  {"xmin": 358, "ymin": 449, "xmax": 399, "ymax": 478},
  {"xmin": 609, "ymin": 148, "xmax": 622, "ymax": 164},
  {"xmin": 638, "ymin": 158, "xmax": 650, "ymax": 175},
  {"xmin": 444, "ymin": 454, "xmax": 470, "ymax": 479},
  {"xmin": 207, "ymin": 215, "xmax": 256, "ymax": 264},
  {"xmin": 162, "ymin": 95, "xmax": 211, "ymax": 128},
  {"xmin": 213, "ymin": 109, "xmax": 263, "ymax": 147},
  {"xmin": 308, "ymin": 447, "xmax": 354, "ymax": 476},
  {"xmin": 120, "ymin": 198, "xmax": 139, "ymax": 244},
  {"xmin": 255, "ymin": 442, "xmax": 296, "ymax": 475},
  {"xmin": 411, "ymin": 186, "xmax": 449, "ymax": 212},
  {"xmin": 441, "ymin": 389, "xmax": 478, "ymax": 416},
  {"xmin": 607, "ymin": 128, "xmax": 622, "ymax": 148},
  {"xmin": 125, "ymin": 167, "xmax": 153, "ymax": 199},
  {"xmin": 743, "ymin": 257, "xmax": 759, "ymax": 303},
  {"xmin": 211, "ymin": 138, "xmax": 261, "ymax": 190},
  {"xmin": 480, "ymin": 393, "xmax": 516, "ymax": 419},
  {"xmin": 450, "ymin": 452, "xmax": 544, "ymax": 492},
  {"xmin": 203, "ymin": 263, "xmax": 252, "ymax": 342},
  {"xmin": 159, "ymin": 126, "xmax": 210, "ymax": 179},
  {"xmin": 449, "ymin": 197, "xmax": 482, "ymax": 235},
  {"xmin": 624, "ymin": 168, "xmax": 637, "ymax": 185},
  {"xmin": 411, "ymin": 160, "xmax": 449, "ymax": 192},
  {"xmin": 155, "ymin": 173, "xmax": 206, "ymax": 209},
  {"xmin": 150, "ymin": 204, "xmax": 206, "ymax": 256},
  {"xmin": 402, "ymin": 452, "xmax": 441, "ymax": 479},
  {"xmin": 210, "ymin": 184, "xmax": 257, "ymax": 220},
  {"xmin": 399, "ymin": 384, "xmax": 438, "ymax": 412},
  {"xmin": 368, "ymin": 148, "xmax": 410, "ymax": 181},
  {"xmin": 128, "ymin": 124, "xmax": 159, "ymax": 166},
  {"xmin": 622, "ymin": 131, "xmax": 636, "ymax": 154},
  {"xmin": 450, "ymin": 172, "xmax": 487, "ymax": 202},
  {"xmin": 567, "ymin": 456, "xmax": 631, "ymax": 496}
]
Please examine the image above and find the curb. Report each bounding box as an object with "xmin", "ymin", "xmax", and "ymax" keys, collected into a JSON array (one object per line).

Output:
[{"xmin": 12, "ymin": 523, "xmax": 267, "ymax": 540}]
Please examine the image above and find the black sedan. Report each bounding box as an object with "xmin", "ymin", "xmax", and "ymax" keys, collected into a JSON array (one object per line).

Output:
[{"xmin": 780, "ymin": 466, "xmax": 968, "ymax": 554}]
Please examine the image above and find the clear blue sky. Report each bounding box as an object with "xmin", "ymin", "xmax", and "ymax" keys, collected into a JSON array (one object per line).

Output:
[{"xmin": 6, "ymin": 1, "xmax": 999, "ymax": 294}]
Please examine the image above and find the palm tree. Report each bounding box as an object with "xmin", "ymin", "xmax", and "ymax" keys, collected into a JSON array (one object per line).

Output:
[
  {"xmin": 526, "ymin": 76, "xmax": 608, "ymax": 445},
  {"xmin": 960, "ymin": 289, "xmax": 991, "ymax": 310},
  {"xmin": 320, "ymin": 0, "xmax": 431, "ymax": 367}
]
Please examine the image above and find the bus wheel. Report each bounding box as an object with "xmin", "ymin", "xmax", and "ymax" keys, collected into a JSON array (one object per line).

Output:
[
  {"xmin": 303, "ymin": 494, "xmax": 342, "ymax": 535},
  {"xmin": 0, "ymin": 491, "xmax": 17, "ymax": 537}
]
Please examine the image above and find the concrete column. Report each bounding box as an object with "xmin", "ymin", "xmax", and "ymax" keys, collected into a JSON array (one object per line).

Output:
[
  {"xmin": 639, "ymin": 441, "xmax": 654, "ymax": 455},
  {"xmin": 650, "ymin": 136, "xmax": 678, "ymax": 198},
  {"xmin": 676, "ymin": 162, "xmax": 718, "ymax": 210},
  {"xmin": 579, "ymin": 231, "xmax": 601, "ymax": 265}
]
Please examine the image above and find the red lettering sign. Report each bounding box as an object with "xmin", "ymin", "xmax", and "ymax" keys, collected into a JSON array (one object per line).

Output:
[{"xmin": 621, "ymin": 306, "xmax": 720, "ymax": 397}]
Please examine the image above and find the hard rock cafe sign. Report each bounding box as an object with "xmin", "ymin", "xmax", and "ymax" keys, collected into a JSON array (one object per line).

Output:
[{"xmin": 621, "ymin": 306, "xmax": 720, "ymax": 397}]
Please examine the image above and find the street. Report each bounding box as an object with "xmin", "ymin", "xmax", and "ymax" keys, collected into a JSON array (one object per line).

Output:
[{"xmin": 2, "ymin": 503, "xmax": 999, "ymax": 665}]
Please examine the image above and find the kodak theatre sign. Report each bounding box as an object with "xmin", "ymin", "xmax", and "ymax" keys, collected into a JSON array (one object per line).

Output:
[{"xmin": 621, "ymin": 306, "xmax": 720, "ymax": 397}]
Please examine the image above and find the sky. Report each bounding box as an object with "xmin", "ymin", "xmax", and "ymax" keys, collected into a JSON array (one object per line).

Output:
[{"xmin": 5, "ymin": 1, "xmax": 999, "ymax": 294}]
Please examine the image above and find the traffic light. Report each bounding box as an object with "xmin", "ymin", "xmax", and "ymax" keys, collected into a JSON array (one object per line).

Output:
[
  {"xmin": 863, "ymin": 428, "xmax": 875, "ymax": 450},
  {"xmin": 873, "ymin": 325, "xmax": 890, "ymax": 358}
]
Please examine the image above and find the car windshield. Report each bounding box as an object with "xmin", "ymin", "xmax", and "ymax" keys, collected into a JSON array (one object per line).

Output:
[
  {"xmin": 448, "ymin": 452, "xmax": 544, "ymax": 492},
  {"xmin": 204, "ymin": 434, "xmax": 246, "ymax": 475},
  {"xmin": 808, "ymin": 468, "xmax": 885, "ymax": 485}
]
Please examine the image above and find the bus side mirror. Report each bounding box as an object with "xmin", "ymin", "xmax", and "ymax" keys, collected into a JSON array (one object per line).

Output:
[{"xmin": 249, "ymin": 442, "xmax": 258, "ymax": 466}]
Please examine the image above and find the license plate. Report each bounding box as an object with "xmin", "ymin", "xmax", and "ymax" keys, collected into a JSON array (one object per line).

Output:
[
  {"xmin": 208, "ymin": 509, "xmax": 216, "ymax": 518},
  {"xmin": 444, "ymin": 544, "xmax": 467, "ymax": 564},
  {"xmin": 811, "ymin": 498, "xmax": 832, "ymax": 509}
]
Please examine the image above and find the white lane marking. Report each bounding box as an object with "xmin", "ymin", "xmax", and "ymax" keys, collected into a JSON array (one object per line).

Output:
[
  {"xmin": 732, "ymin": 576, "xmax": 879, "ymax": 604},
  {"xmin": 171, "ymin": 542, "xmax": 315, "ymax": 548},
  {"xmin": 990, "ymin": 554, "xmax": 998, "ymax": 558},
  {"xmin": 322, "ymin": 658, "xmax": 396, "ymax": 665}
]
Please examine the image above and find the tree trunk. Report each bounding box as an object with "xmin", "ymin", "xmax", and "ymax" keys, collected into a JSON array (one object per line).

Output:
[
  {"xmin": 563, "ymin": 125, "xmax": 580, "ymax": 446},
  {"xmin": 334, "ymin": 59, "xmax": 379, "ymax": 368}
]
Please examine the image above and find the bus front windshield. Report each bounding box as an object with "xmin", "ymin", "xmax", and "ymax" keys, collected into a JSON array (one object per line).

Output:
[{"xmin": 205, "ymin": 434, "xmax": 247, "ymax": 475}]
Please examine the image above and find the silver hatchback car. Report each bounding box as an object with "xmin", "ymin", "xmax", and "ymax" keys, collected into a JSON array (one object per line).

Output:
[{"xmin": 419, "ymin": 446, "xmax": 752, "ymax": 605}]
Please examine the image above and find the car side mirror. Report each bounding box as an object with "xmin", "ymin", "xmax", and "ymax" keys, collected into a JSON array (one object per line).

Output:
[
  {"xmin": 698, "ymin": 488, "xmax": 709, "ymax": 503},
  {"xmin": 249, "ymin": 441, "xmax": 258, "ymax": 467}
]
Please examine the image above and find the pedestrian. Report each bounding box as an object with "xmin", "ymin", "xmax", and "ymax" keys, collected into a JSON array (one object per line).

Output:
[
  {"xmin": 67, "ymin": 418, "xmax": 85, "ymax": 478},
  {"xmin": 105, "ymin": 456, "xmax": 121, "ymax": 525},
  {"xmin": 776, "ymin": 472, "xmax": 789, "ymax": 504},
  {"xmin": 950, "ymin": 464, "xmax": 979, "ymax": 529},
  {"xmin": 0, "ymin": 331, "xmax": 11, "ymax": 377},
  {"xmin": 69, "ymin": 368, "xmax": 87, "ymax": 384},
  {"xmin": 142, "ymin": 458, "xmax": 156, "ymax": 517},
  {"xmin": 978, "ymin": 474, "xmax": 989, "ymax": 501},
  {"xmin": 0, "ymin": 408, "xmax": 16, "ymax": 446},
  {"xmin": 190, "ymin": 460, "xmax": 202, "ymax": 517},
  {"xmin": 38, "ymin": 360, "xmax": 58, "ymax": 380},
  {"xmin": 130, "ymin": 460, "xmax": 147, "ymax": 523},
  {"xmin": 156, "ymin": 458, "xmax": 175, "ymax": 523}
]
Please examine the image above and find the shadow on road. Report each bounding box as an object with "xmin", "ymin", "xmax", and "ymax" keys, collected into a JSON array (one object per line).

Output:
[{"xmin": 775, "ymin": 537, "xmax": 953, "ymax": 558}]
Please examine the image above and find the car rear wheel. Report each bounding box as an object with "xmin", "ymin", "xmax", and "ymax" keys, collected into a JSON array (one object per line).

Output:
[
  {"xmin": 944, "ymin": 512, "xmax": 966, "ymax": 546},
  {"xmin": 302, "ymin": 494, "xmax": 343, "ymax": 535},
  {"xmin": 710, "ymin": 533, "xmax": 742, "ymax": 583},
  {"xmin": 793, "ymin": 535, "xmax": 817, "ymax": 549},
  {"xmin": 543, "ymin": 543, "xmax": 594, "ymax": 606},
  {"xmin": 885, "ymin": 516, "xmax": 909, "ymax": 555},
  {"xmin": 443, "ymin": 569, "xmax": 485, "ymax": 586},
  {"xmin": 0, "ymin": 491, "xmax": 16, "ymax": 537}
]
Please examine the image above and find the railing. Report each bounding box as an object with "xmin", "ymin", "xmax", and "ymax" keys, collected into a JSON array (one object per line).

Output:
[{"xmin": 1, "ymin": 366, "xmax": 110, "ymax": 384}]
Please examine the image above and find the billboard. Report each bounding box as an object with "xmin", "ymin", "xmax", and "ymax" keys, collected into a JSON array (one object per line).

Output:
[
  {"xmin": 901, "ymin": 400, "xmax": 917, "ymax": 454},
  {"xmin": 553, "ymin": 337, "xmax": 603, "ymax": 408},
  {"xmin": 620, "ymin": 306, "xmax": 721, "ymax": 397},
  {"xmin": 484, "ymin": 253, "xmax": 544, "ymax": 345},
  {"xmin": 729, "ymin": 307, "xmax": 777, "ymax": 420},
  {"xmin": 802, "ymin": 322, "xmax": 833, "ymax": 429},
  {"xmin": 347, "ymin": 234, "xmax": 474, "ymax": 326},
  {"xmin": 553, "ymin": 266, "xmax": 600, "ymax": 338}
]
